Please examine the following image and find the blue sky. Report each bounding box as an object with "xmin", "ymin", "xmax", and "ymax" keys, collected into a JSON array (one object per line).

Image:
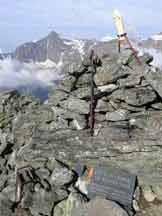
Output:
[{"xmin": 0, "ymin": 0, "xmax": 162, "ymax": 52}]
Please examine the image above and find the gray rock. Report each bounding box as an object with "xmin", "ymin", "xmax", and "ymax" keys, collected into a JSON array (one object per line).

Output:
[
  {"xmin": 59, "ymin": 97, "xmax": 89, "ymax": 114},
  {"xmin": 111, "ymin": 87, "xmax": 156, "ymax": 106},
  {"xmin": 98, "ymin": 84, "xmax": 118, "ymax": 93},
  {"xmin": 48, "ymin": 89, "xmax": 69, "ymax": 106},
  {"xmin": 152, "ymin": 183, "xmax": 162, "ymax": 201},
  {"xmin": 106, "ymin": 109, "xmax": 129, "ymax": 121},
  {"xmin": 139, "ymin": 52, "xmax": 153, "ymax": 65},
  {"xmin": 151, "ymin": 102, "xmax": 162, "ymax": 110},
  {"xmin": 117, "ymin": 48, "xmax": 134, "ymax": 65},
  {"xmin": 49, "ymin": 106, "xmax": 87, "ymax": 130},
  {"xmin": 35, "ymin": 167, "xmax": 50, "ymax": 179},
  {"xmin": 0, "ymin": 193, "xmax": 14, "ymax": 216},
  {"xmin": 55, "ymin": 195, "xmax": 129, "ymax": 216},
  {"xmin": 126, "ymin": 52, "xmax": 153, "ymax": 68},
  {"xmin": 76, "ymin": 73, "xmax": 92, "ymax": 87},
  {"xmin": 126, "ymin": 86, "xmax": 156, "ymax": 106},
  {"xmin": 54, "ymin": 192, "xmax": 84, "ymax": 216},
  {"xmin": 66, "ymin": 62, "xmax": 87, "ymax": 76},
  {"xmin": 118, "ymin": 73, "xmax": 141, "ymax": 88},
  {"xmin": 29, "ymin": 187, "xmax": 57, "ymax": 216},
  {"xmin": 106, "ymin": 99, "xmax": 121, "ymax": 112},
  {"xmin": 71, "ymin": 87, "xmax": 99, "ymax": 99},
  {"xmin": 57, "ymin": 76, "xmax": 76, "ymax": 92},
  {"xmin": 84, "ymin": 198, "xmax": 129, "ymax": 216},
  {"xmin": 144, "ymin": 67, "xmax": 162, "ymax": 98},
  {"xmin": 120, "ymin": 102, "xmax": 145, "ymax": 112},
  {"xmin": 94, "ymin": 64, "xmax": 130, "ymax": 86},
  {"xmin": 50, "ymin": 167, "xmax": 74, "ymax": 186},
  {"xmin": 48, "ymin": 117, "xmax": 69, "ymax": 130},
  {"xmin": 95, "ymin": 113, "xmax": 106, "ymax": 122},
  {"xmin": 70, "ymin": 115, "xmax": 87, "ymax": 130},
  {"xmin": 96, "ymin": 99, "xmax": 109, "ymax": 112},
  {"xmin": 135, "ymin": 206, "xmax": 162, "ymax": 216}
]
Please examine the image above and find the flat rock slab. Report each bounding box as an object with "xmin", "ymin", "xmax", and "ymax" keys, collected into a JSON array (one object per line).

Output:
[
  {"xmin": 54, "ymin": 196, "xmax": 129, "ymax": 216},
  {"xmin": 59, "ymin": 97, "xmax": 89, "ymax": 114},
  {"xmin": 84, "ymin": 198, "xmax": 129, "ymax": 216},
  {"xmin": 110, "ymin": 87, "xmax": 156, "ymax": 107},
  {"xmin": 94, "ymin": 64, "xmax": 130, "ymax": 86},
  {"xmin": 80, "ymin": 198, "xmax": 129, "ymax": 216},
  {"xmin": 144, "ymin": 67, "xmax": 162, "ymax": 98},
  {"xmin": 82, "ymin": 166, "xmax": 137, "ymax": 208},
  {"xmin": 106, "ymin": 109, "xmax": 129, "ymax": 121}
]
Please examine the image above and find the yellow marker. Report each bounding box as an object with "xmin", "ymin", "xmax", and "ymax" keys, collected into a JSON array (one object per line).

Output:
[
  {"xmin": 113, "ymin": 9, "xmax": 125, "ymax": 36},
  {"xmin": 85, "ymin": 167, "xmax": 94, "ymax": 182}
]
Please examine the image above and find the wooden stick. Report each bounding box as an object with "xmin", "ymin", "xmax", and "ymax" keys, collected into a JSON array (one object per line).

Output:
[
  {"xmin": 15, "ymin": 171, "xmax": 23, "ymax": 216},
  {"xmin": 89, "ymin": 50, "xmax": 96, "ymax": 136},
  {"xmin": 117, "ymin": 33, "xmax": 141, "ymax": 65},
  {"xmin": 124, "ymin": 34, "xmax": 141, "ymax": 65},
  {"xmin": 118, "ymin": 39, "xmax": 121, "ymax": 53}
]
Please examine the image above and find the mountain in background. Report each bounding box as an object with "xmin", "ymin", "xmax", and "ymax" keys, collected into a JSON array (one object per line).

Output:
[
  {"xmin": 2, "ymin": 31, "xmax": 119, "ymax": 65},
  {"xmin": 13, "ymin": 31, "xmax": 96, "ymax": 64},
  {"xmin": 0, "ymin": 30, "xmax": 162, "ymax": 101},
  {"xmin": 1, "ymin": 30, "xmax": 162, "ymax": 66}
]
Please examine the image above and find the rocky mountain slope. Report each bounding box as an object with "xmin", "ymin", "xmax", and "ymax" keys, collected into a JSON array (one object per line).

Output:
[
  {"xmin": 13, "ymin": 31, "xmax": 96, "ymax": 64},
  {"xmin": 1, "ymin": 30, "xmax": 162, "ymax": 66},
  {"xmin": 1, "ymin": 46, "xmax": 162, "ymax": 215},
  {"xmin": 10, "ymin": 31, "xmax": 119, "ymax": 67},
  {"xmin": 11, "ymin": 31, "xmax": 162, "ymax": 63}
]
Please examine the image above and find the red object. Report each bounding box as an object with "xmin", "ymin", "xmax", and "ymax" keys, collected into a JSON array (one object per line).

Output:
[{"xmin": 118, "ymin": 33, "xmax": 141, "ymax": 65}]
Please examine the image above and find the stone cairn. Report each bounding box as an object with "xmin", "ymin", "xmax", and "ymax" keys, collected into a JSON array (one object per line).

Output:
[{"xmin": 1, "ymin": 49, "xmax": 162, "ymax": 215}]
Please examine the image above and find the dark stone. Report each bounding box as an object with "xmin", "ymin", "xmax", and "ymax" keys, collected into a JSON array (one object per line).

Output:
[
  {"xmin": 144, "ymin": 67, "xmax": 162, "ymax": 98},
  {"xmin": 109, "ymin": 87, "xmax": 156, "ymax": 107},
  {"xmin": 83, "ymin": 166, "xmax": 137, "ymax": 209}
]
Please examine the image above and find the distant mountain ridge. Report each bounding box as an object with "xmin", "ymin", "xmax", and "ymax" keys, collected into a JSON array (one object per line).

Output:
[
  {"xmin": 13, "ymin": 31, "xmax": 96, "ymax": 64},
  {"xmin": 1, "ymin": 31, "xmax": 162, "ymax": 64}
]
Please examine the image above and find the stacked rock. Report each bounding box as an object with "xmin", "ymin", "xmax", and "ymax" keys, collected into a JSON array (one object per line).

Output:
[{"xmin": 1, "ymin": 49, "xmax": 162, "ymax": 215}]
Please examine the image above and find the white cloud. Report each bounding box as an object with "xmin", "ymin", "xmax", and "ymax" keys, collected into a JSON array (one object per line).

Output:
[{"xmin": 0, "ymin": 58, "xmax": 63, "ymax": 89}]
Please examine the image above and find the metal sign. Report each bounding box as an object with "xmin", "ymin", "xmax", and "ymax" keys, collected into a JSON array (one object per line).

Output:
[{"xmin": 75, "ymin": 164, "xmax": 137, "ymax": 210}]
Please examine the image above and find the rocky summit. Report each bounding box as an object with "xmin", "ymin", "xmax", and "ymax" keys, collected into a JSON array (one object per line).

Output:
[{"xmin": 1, "ymin": 47, "xmax": 162, "ymax": 216}]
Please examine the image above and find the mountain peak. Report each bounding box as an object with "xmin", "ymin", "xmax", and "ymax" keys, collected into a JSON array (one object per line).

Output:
[{"xmin": 47, "ymin": 31, "xmax": 60, "ymax": 39}]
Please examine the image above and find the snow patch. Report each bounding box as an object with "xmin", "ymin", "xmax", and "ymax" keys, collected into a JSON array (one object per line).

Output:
[
  {"xmin": 56, "ymin": 52, "xmax": 64, "ymax": 70},
  {"xmin": 36, "ymin": 59, "xmax": 57, "ymax": 69},
  {"xmin": 128, "ymin": 41, "xmax": 162, "ymax": 68},
  {"xmin": 135, "ymin": 45, "xmax": 162, "ymax": 68},
  {"xmin": 150, "ymin": 34, "xmax": 162, "ymax": 41},
  {"xmin": 64, "ymin": 39, "xmax": 85, "ymax": 59},
  {"xmin": 145, "ymin": 48, "xmax": 162, "ymax": 68},
  {"xmin": 63, "ymin": 40, "xmax": 73, "ymax": 46},
  {"xmin": 35, "ymin": 52, "xmax": 64, "ymax": 71},
  {"xmin": 32, "ymin": 39, "xmax": 37, "ymax": 43},
  {"xmin": 100, "ymin": 35, "xmax": 115, "ymax": 42},
  {"xmin": 72, "ymin": 39, "xmax": 85, "ymax": 56}
]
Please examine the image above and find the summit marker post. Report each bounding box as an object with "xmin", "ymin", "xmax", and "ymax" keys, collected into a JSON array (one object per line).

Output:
[{"xmin": 113, "ymin": 9, "xmax": 141, "ymax": 65}]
